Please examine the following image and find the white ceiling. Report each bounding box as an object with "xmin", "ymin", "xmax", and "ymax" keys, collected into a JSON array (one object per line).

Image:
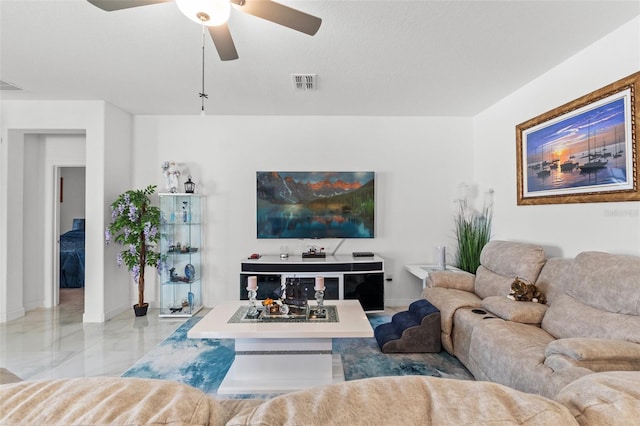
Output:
[{"xmin": 1, "ymin": 0, "xmax": 639, "ymax": 116}]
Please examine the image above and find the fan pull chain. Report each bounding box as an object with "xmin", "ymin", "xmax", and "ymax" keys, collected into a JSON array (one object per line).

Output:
[{"xmin": 199, "ymin": 25, "xmax": 208, "ymax": 116}]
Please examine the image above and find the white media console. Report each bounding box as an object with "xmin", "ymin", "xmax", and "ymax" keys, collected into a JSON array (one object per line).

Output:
[{"xmin": 240, "ymin": 254, "xmax": 385, "ymax": 312}]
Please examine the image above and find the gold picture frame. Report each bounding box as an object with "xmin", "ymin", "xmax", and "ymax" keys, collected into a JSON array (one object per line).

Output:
[{"xmin": 516, "ymin": 71, "xmax": 640, "ymax": 205}]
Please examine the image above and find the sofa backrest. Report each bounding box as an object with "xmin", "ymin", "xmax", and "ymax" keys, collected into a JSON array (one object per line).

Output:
[
  {"xmin": 541, "ymin": 251, "xmax": 640, "ymax": 344},
  {"xmin": 565, "ymin": 251, "xmax": 640, "ymax": 315},
  {"xmin": 533, "ymin": 257, "xmax": 573, "ymax": 305},
  {"xmin": 474, "ymin": 240, "xmax": 547, "ymax": 299}
]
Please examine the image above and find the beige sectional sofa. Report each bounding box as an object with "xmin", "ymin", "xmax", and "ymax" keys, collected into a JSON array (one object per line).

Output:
[
  {"xmin": 3, "ymin": 240, "xmax": 640, "ymax": 424},
  {"xmin": 423, "ymin": 240, "xmax": 640, "ymax": 400},
  {"xmin": 2, "ymin": 366, "xmax": 639, "ymax": 425},
  {"xmin": 0, "ymin": 369, "xmax": 611, "ymax": 425}
]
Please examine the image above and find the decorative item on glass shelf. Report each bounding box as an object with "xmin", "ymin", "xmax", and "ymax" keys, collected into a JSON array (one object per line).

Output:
[
  {"xmin": 185, "ymin": 264, "xmax": 195, "ymax": 281},
  {"xmin": 169, "ymin": 267, "xmax": 191, "ymax": 283},
  {"xmin": 246, "ymin": 276, "xmax": 259, "ymax": 318},
  {"xmin": 161, "ymin": 161, "xmax": 181, "ymax": 193},
  {"xmin": 184, "ymin": 176, "xmax": 196, "ymax": 193},
  {"xmin": 182, "ymin": 201, "xmax": 189, "ymax": 223}
]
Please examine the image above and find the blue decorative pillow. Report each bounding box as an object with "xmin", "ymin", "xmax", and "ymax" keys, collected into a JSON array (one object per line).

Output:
[{"xmin": 72, "ymin": 218, "xmax": 85, "ymax": 231}]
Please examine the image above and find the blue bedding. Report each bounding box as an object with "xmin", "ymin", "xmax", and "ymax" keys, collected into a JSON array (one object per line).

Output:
[{"xmin": 60, "ymin": 229, "xmax": 85, "ymax": 288}]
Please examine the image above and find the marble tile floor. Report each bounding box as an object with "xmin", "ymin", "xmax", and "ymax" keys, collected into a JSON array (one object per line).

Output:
[
  {"xmin": 0, "ymin": 288, "xmax": 407, "ymax": 382},
  {"xmin": 0, "ymin": 288, "xmax": 191, "ymax": 381}
]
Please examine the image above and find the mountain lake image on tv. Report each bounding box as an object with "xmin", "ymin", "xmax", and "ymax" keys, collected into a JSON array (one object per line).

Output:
[{"xmin": 257, "ymin": 171, "xmax": 375, "ymax": 239}]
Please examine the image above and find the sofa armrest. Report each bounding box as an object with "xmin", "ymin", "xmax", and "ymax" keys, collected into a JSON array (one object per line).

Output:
[
  {"xmin": 0, "ymin": 377, "xmax": 227, "ymax": 425},
  {"xmin": 481, "ymin": 296, "xmax": 548, "ymax": 324},
  {"xmin": 0, "ymin": 368, "xmax": 23, "ymax": 385},
  {"xmin": 544, "ymin": 338, "xmax": 640, "ymax": 373},
  {"xmin": 226, "ymin": 376, "xmax": 578, "ymax": 425},
  {"xmin": 555, "ymin": 371, "xmax": 640, "ymax": 425},
  {"xmin": 426, "ymin": 270, "xmax": 475, "ymax": 292}
]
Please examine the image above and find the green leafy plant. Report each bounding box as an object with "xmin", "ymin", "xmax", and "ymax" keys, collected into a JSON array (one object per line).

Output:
[
  {"xmin": 454, "ymin": 190, "xmax": 493, "ymax": 274},
  {"xmin": 105, "ymin": 185, "xmax": 162, "ymax": 309}
]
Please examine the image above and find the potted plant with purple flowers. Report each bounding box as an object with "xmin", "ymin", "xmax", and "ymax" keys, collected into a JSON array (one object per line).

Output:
[{"xmin": 105, "ymin": 185, "xmax": 162, "ymax": 317}]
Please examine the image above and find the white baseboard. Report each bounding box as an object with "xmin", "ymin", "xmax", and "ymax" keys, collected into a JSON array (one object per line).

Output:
[{"xmin": 384, "ymin": 298, "xmax": 416, "ymax": 308}]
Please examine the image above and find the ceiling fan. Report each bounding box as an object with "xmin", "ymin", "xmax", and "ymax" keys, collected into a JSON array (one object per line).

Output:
[{"xmin": 87, "ymin": 0, "xmax": 322, "ymax": 61}]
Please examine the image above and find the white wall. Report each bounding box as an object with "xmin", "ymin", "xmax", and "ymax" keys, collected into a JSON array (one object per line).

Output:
[
  {"xmin": 102, "ymin": 103, "xmax": 134, "ymax": 317},
  {"xmin": 60, "ymin": 167, "xmax": 86, "ymax": 233},
  {"xmin": 474, "ymin": 17, "xmax": 640, "ymax": 258},
  {"xmin": 133, "ymin": 115, "xmax": 474, "ymax": 306},
  {"xmin": 20, "ymin": 135, "xmax": 86, "ymax": 310},
  {"xmin": 0, "ymin": 100, "xmax": 131, "ymax": 322},
  {"xmin": 4, "ymin": 17, "xmax": 637, "ymax": 320},
  {"xmin": 22, "ymin": 135, "xmax": 46, "ymax": 311}
]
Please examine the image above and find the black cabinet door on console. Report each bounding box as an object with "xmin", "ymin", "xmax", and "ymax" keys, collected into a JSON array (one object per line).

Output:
[{"xmin": 344, "ymin": 273, "xmax": 384, "ymax": 311}]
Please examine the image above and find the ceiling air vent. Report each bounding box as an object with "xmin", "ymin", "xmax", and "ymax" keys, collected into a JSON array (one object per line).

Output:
[
  {"xmin": 0, "ymin": 80, "xmax": 22, "ymax": 91},
  {"xmin": 292, "ymin": 74, "xmax": 316, "ymax": 91}
]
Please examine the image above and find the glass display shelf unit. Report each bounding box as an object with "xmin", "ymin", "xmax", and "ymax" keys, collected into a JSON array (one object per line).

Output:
[{"xmin": 159, "ymin": 193, "xmax": 203, "ymax": 318}]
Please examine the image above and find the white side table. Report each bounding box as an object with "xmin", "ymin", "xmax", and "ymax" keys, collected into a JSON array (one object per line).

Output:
[{"xmin": 405, "ymin": 264, "xmax": 462, "ymax": 289}]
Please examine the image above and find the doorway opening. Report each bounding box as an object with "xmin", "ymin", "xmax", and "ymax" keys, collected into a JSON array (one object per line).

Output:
[{"xmin": 57, "ymin": 166, "xmax": 86, "ymax": 308}]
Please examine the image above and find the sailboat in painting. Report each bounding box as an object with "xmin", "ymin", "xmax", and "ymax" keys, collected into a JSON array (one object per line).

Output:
[
  {"xmin": 579, "ymin": 120, "xmax": 608, "ymax": 172},
  {"xmin": 560, "ymin": 152, "xmax": 578, "ymax": 172},
  {"xmin": 613, "ymin": 128, "xmax": 624, "ymax": 159},
  {"xmin": 537, "ymin": 145, "xmax": 551, "ymax": 178}
]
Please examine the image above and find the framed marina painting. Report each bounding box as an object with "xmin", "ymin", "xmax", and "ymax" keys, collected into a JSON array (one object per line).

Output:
[{"xmin": 516, "ymin": 71, "xmax": 640, "ymax": 205}]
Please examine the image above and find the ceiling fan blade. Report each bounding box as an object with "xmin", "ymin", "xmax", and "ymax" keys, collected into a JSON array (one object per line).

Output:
[
  {"xmin": 87, "ymin": 0, "xmax": 171, "ymax": 12},
  {"xmin": 235, "ymin": 0, "xmax": 321, "ymax": 36},
  {"xmin": 208, "ymin": 24, "xmax": 239, "ymax": 61}
]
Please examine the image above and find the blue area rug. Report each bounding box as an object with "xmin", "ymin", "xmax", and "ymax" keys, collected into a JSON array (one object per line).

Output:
[{"xmin": 122, "ymin": 314, "xmax": 474, "ymax": 398}]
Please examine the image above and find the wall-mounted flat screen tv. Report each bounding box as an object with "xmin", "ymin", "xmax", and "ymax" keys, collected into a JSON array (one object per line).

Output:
[{"xmin": 257, "ymin": 171, "xmax": 375, "ymax": 239}]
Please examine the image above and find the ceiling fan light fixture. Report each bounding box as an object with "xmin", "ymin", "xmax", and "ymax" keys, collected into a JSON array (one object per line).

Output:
[{"xmin": 176, "ymin": 0, "xmax": 231, "ymax": 26}]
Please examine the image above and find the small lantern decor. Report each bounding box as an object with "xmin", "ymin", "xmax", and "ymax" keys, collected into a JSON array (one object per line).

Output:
[{"xmin": 184, "ymin": 176, "xmax": 196, "ymax": 194}]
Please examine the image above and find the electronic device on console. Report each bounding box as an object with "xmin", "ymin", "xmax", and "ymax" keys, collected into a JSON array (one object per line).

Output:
[{"xmin": 352, "ymin": 251, "xmax": 374, "ymax": 257}]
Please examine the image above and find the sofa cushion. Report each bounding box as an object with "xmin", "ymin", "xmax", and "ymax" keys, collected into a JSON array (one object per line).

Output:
[
  {"xmin": 226, "ymin": 375, "xmax": 578, "ymax": 426},
  {"xmin": 422, "ymin": 287, "xmax": 482, "ymax": 354},
  {"xmin": 541, "ymin": 294, "xmax": 640, "ymax": 344},
  {"xmin": 532, "ymin": 257, "xmax": 573, "ymax": 305},
  {"xmin": 474, "ymin": 241, "xmax": 546, "ymax": 299},
  {"xmin": 425, "ymin": 270, "xmax": 475, "ymax": 292},
  {"xmin": 545, "ymin": 353, "xmax": 640, "ymax": 374},
  {"xmin": 482, "ymin": 296, "xmax": 548, "ymax": 324},
  {"xmin": 565, "ymin": 251, "xmax": 640, "ymax": 315},
  {"xmin": 217, "ymin": 399, "xmax": 265, "ymax": 425},
  {"xmin": 452, "ymin": 308, "xmax": 500, "ymax": 371},
  {"xmin": 0, "ymin": 377, "xmax": 226, "ymax": 425},
  {"xmin": 544, "ymin": 338, "xmax": 640, "ymax": 372},
  {"xmin": 555, "ymin": 371, "xmax": 640, "ymax": 426},
  {"xmin": 475, "ymin": 266, "xmax": 516, "ymax": 300},
  {"xmin": 468, "ymin": 318, "xmax": 557, "ymax": 395}
]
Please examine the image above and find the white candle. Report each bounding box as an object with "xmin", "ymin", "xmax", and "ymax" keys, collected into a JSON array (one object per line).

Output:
[
  {"xmin": 314, "ymin": 276, "xmax": 325, "ymax": 291},
  {"xmin": 248, "ymin": 276, "xmax": 258, "ymax": 290}
]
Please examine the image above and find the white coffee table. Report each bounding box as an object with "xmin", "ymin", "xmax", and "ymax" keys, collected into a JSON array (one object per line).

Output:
[{"xmin": 187, "ymin": 299, "xmax": 373, "ymax": 394}]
